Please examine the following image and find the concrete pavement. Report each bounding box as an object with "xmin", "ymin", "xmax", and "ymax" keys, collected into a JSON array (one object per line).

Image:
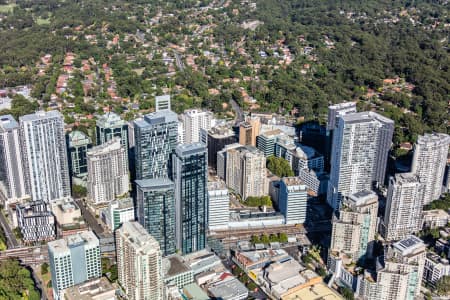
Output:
[{"xmin": 0, "ymin": 208, "xmax": 19, "ymax": 248}]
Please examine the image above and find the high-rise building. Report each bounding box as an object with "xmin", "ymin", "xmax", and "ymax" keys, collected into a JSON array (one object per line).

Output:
[
  {"xmin": 329, "ymin": 190, "xmax": 378, "ymax": 263},
  {"xmin": 116, "ymin": 222, "xmax": 163, "ymax": 300},
  {"xmin": 278, "ymin": 177, "xmax": 307, "ymax": 224},
  {"xmin": 239, "ymin": 117, "xmax": 260, "ymax": 146},
  {"xmin": 205, "ymin": 126, "xmax": 237, "ymax": 169},
  {"xmin": 16, "ymin": 201, "xmax": 55, "ymax": 243},
  {"xmin": 87, "ymin": 138, "xmax": 129, "ymax": 204},
  {"xmin": 217, "ymin": 143, "xmax": 241, "ymax": 180},
  {"xmin": 67, "ymin": 130, "xmax": 92, "ymax": 180},
  {"xmin": 359, "ymin": 235, "xmax": 425, "ymax": 300},
  {"xmin": 327, "ymin": 112, "xmax": 394, "ymax": 210},
  {"xmin": 207, "ymin": 181, "xmax": 229, "ymax": 230},
  {"xmin": 173, "ymin": 143, "xmax": 207, "ymax": 254},
  {"xmin": 102, "ymin": 197, "xmax": 135, "ymax": 231},
  {"xmin": 134, "ymin": 110, "xmax": 178, "ymax": 180},
  {"xmin": 326, "ymin": 102, "xmax": 357, "ymax": 131},
  {"xmin": 256, "ymin": 129, "xmax": 282, "ymax": 157},
  {"xmin": 0, "ymin": 115, "xmax": 27, "ymax": 202},
  {"xmin": 180, "ymin": 109, "xmax": 213, "ymax": 144},
  {"xmin": 155, "ymin": 94, "xmax": 171, "ymax": 111},
  {"xmin": 20, "ymin": 111, "xmax": 70, "ymax": 203},
  {"xmin": 48, "ymin": 231, "xmax": 102, "ymax": 300},
  {"xmin": 136, "ymin": 178, "xmax": 176, "ymax": 256},
  {"xmin": 96, "ymin": 112, "xmax": 128, "ymax": 149},
  {"xmin": 226, "ymin": 146, "xmax": 268, "ymax": 200},
  {"xmin": 384, "ymin": 173, "xmax": 423, "ymax": 241},
  {"xmin": 411, "ymin": 133, "xmax": 450, "ymax": 205}
]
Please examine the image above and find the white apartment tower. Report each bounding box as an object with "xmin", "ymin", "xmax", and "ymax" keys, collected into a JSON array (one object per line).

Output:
[
  {"xmin": 384, "ymin": 173, "xmax": 423, "ymax": 241},
  {"xmin": 48, "ymin": 231, "xmax": 102, "ymax": 300},
  {"xmin": 359, "ymin": 236, "xmax": 426, "ymax": 300},
  {"xmin": 20, "ymin": 111, "xmax": 70, "ymax": 203},
  {"xmin": 330, "ymin": 190, "xmax": 379, "ymax": 263},
  {"xmin": 87, "ymin": 138, "xmax": 129, "ymax": 204},
  {"xmin": 278, "ymin": 177, "xmax": 308, "ymax": 224},
  {"xmin": 411, "ymin": 133, "xmax": 450, "ymax": 205},
  {"xmin": 180, "ymin": 109, "xmax": 213, "ymax": 144},
  {"xmin": 207, "ymin": 181, "xmax": 230, "ymax": 230},
  {"xmin": 116, "ymin": 221, "xmax": 163, "ymax": 300},
  {"xmin": 0, "ymin": 115, "xmax": 27, "ymax": 202},
  {"xmin": 326, "ymin": 101, "xmax": 357, "ymax": 130},
  {"xmin": 327, "ymin": 112, "xmax": 394, "ymax": 210},
  {"xmin": 226, "ymin": 146, "xmax": 268, "ymax": 200}
]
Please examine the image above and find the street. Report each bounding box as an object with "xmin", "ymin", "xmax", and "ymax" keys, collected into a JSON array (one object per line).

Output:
[
  {"xmin": 74, "ymin": 199, "xmax": 104, "ymax": 235},
  {"xmin": 230, "ymin": 99, "xmax": 244, "ymax": 124},
  {"xmin": 0, "ymin": 207, "xmax": 19, "ymax": 248}
]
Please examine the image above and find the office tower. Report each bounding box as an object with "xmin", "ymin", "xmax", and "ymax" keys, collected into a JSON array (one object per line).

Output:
[
  {"xmin": 326, "ymin": 102, "xmax": 357, "ymax": 131},
  {"xmin": 256, "ymin": 129, "xmax": 282, "ymax": 157},
  {"xmin": 208, "ymin": 181, "xmax": 230, "ymax": 230},
  {"xmin": 103, "ymin": 197, "xmax": 135, "ymax": 231},
  {"xmin": 411, "ymin": 133, "xmax": 450, "ymax": 205},
  {"xmin": 67, "ymin": 130, "xmax": 92, "ymax": 180},
  {"xmin": 87, "ymin": 138, "xmax": 129, "ymax": 204},
  {"xmin": 384, "ymin": 173, "xmax": 423, "ymax": 241},
  {"xmin": 173, "ymin": 143, "xmax": 207, "ymax": 254},
  {"xmin": 155, "ymin": 94, "xmax": 171, "ymax": 111},
  {"xmin": 0, "ymin": 115, "xmax": 27, "ymax": 202},
  {"xmin": 226, "ymin": 145, "xmax": 268, "ymax": 200},
  {"xmin": 359, "ymin": 236, "xmax": 425, "ymax": 300},
  {"xmin": 48, "ymin": 231, "xmax": 102, "ymax": 300},
  {"xmin": 116, "ymin": 222, "xmax": 163, "ymax": 300},
  {"xmin": 136, "ymin": 178, "xmax": 176, "ymax": 256},
  {"xmin": 20, "ymin": 111, "xmax": 70, "ymax": 203},
  {"xmin": 180, "ymin": 109, "xmax": 213, "ymax": 144},
  {"xmin": 278, "ymin": 177, "xmax": 307, "ymax": 224},
  {"xmin": 217, "ymin": 143, "xmax": 241, "ymax": 180},
  {"xmin": 206, "ymin": 126, "xmax": 237, "ymax": 169},
  {"xmin": 239, "ymin": 117, "xmax": 260, "ymax": 146},
  {"xmin": 134, "ymin": 110, "xmax": 178, "ymax": 180},
  {"xmin": 330, "ymin": 191, "xmax": 378, "ymax": 263},
  {"xmin": 96, "ymin": 112, "xmax": 128, "ymax": 149},
  {"xmin": 178, "ymin": 121, "xmax": 184, "ymax": 144},
  {"xmin": 327, "ymin": 112, "xmax": 394, "ymax": 210},
  {"xmin": 16, "ymin": 201, "xmax": 55, "ymax": 243}
]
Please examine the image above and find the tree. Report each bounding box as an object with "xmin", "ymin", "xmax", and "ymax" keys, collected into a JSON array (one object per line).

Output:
[
  {"xmin": 72, "ymin": 184, "xmax": 87, "ymax": 199},
  {"xmin": 267, "ymin": 156, "xmax": 294, "ymax": 177},
  {"xmin": 278, "ymin": 233, "xmax": 288, "ymax": 243},
  {"xmin": 339, "ymin": 286, "xmax": 355, "ymax": 300},
  {"xmin": 41, "ymin": 262, "xmax": 49, "ymax": 275},
  {"xmin": 260, "ymin": 234, "xmax": 270, "ymax": 244},
  {"xmin": 250, "ymin": 235, "xmax": 260, "ymax": 244},
  {"xmin": 436, "ymin": 276, "xmax": 450, "ymax": 296},
  {"xmin": 0, "ymin": 259, "xmax": 40, "ymax": 300}
]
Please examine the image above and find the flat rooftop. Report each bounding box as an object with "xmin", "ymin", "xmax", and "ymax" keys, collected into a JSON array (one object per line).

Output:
[
  {"xmin": 281, "ymin": 283, "xmax": 343, "ymax": 300},
  {"xmin": 62, "ymin": 277, "xmax": 116, "ymax": 300},
  {"xmin": 164, "ymin": 255, "xmax": 191, "ymax": 277}
]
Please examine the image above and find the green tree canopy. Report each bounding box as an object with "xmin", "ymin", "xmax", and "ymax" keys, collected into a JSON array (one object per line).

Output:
[{"xmin": 267, "ymin": 156, "xmax": 294, "ymax": 177}]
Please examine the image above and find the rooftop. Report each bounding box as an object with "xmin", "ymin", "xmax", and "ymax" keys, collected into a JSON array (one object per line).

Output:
[
  {"xmin": 0, "ymin": 114, "xmax": 18, "ymax": 132},
  {"xmin": 208, "ymin": 277, "xmax": 248, "ymax": 299},
  {"xmin": 183, "ymin": 283, "xmax": 209, "ymax": 300},
  {"xmin": 134, "ymin": 109, "xmax": 178, "ymax": 128},
  {"xmin": 348, "ymin": 190, "xmax": 378, "ymax": 206},
  {"xmin": 163, "ymin": 255, "xmax": 191, "ymax": 277},
  {"xmin": 175, "ymin": 142, "xmax": 206, "ymax": 157},
  {"xmin": 281, "ymin": 282, "xmax": 343, "ymax": 300},
  {"xmin": 68, "ymin": 130, "xmax": 91, "ymax": 146},
  {"xmin": 394, "ymin": 172, "xmax": 420, "ymax": 184},
  {"xmin": 393, "ymin": 235, "xmax": 425, "ymax": 256},
  {"xmin": 62, "ymin": 277, "xmax": 116, "ymax": 300},
  {"xmin": 417, "ymin": 133, "xmax": 450, "ymax": 146},
  {"xmin": 341, "ymin": 111, "xmax": 394, "ymax": 125},
  {"xmin": 135, "ymin": 178, "xmax": 174, "ymax": 190},
  {"xmin": 19, "ymin": 110, "xmax": 62, "ymax": 122},
  {"xmin": 96, "ymin": 112, "xmax": 126, "ymax": 128},
  {"xmin": 118, "ymin": 221, "xmax": 160, "ymax": 253},
  {"xmin": 48, "ymin": 231, "xmax": 98, "ymax": 254},
  {"xmin": 87, "ymin": 137, "xmax": 122, "ymax": 155}
]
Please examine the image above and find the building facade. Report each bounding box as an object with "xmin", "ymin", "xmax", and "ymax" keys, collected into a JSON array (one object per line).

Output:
[
  {"xmin": 206, "ymin": 126, "xmax": 237, "ymax": 169},
  {"xmin": 67, "ymin": 130, "xmax": 92, "ymax": 180},
  {"xmin": 180, "ymin": 109, "xmax": 213, "ymax": 144},
  {"xmin": 103, "ymin": 197, "xmax": 135, "ymax": 231},
  {"xmin": 173, "ymin": 143, "xmax": 208, "ymax": 254},
  {"xmin": 226, "ymin": 146, "xmax": 268, "ymax": 200},
  {"xmin": 16, "ymin": 201, "xmax": 55, "ymax": 243},
  {"xmin": 278, "ymin": 177, "xmax": 307, "ymax": 224},
  {"xmin": 136, "ymin": 178, "xmax": 176, "ymax": 256},
  {"xmin": 20, "ymin": 111, "xmax": 70, "ymax": 203},
  {"xmin": 0, "ymin": 115, "xmax": 27, "ymax": 202},
  {"xmin": 256, "ymin": 129, "xmax": 282, "ymax": 157},
  {"xmin": 133, "ymin": 110, "xmax": 178, "ymax": 180},
  {"xmin": 87, "ymin": 138, "xmax": 129, "ymax": 204},
  {"xmin": 327, "ymin": 112, "xmax": 394, "ymax": 210},
  {"xmin": 95, "ymin": 112, "xmax": 129, "ymax": 149},
  {"xmin": 239, "ymin": 117, "xmax": 260, "ymax": 147},
  {"xmin": 48, "ymin": 231, "xmax": 102, "ymax": 300},
  {"xmin": 330, "ymin": 190, "xmax": 378, "ymax": 263},
  {"xmin": 411, "ymin": 133, "xmax": 450, "ymax": 205},
  {"xmin": 207, "ymin": 181, "xmax": 230, "ymax": 230},
  {"xmin": 384, "ymin": 173, "xmax": 423, "ymax": 241},
  {"xmin": 116, "ymin": 222, "xmax": 163, "ymax": 300}
]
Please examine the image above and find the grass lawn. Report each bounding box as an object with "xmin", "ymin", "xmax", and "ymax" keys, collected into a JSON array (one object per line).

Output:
[{"xmin": 0, "ymin": 4, "xmax": 16, "ymax": 13}]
